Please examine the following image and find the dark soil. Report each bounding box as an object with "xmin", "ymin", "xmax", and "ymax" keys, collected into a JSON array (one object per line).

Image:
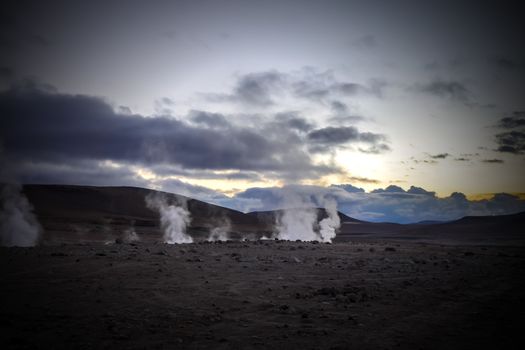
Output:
[{"xmin": 1, "ymin": 240, "xmax": 524, "ymax": 349}]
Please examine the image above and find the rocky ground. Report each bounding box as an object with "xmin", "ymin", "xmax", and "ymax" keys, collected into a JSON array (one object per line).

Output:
[{"xmin": 1, "ymin": 239, "xmax": 524, "ymax": 349}]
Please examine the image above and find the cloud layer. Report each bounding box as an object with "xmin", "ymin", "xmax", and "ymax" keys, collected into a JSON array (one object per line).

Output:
[
  {"xmin": 0, "ymin": 83, "xmax": 344, "ymax": 181},
  {"xmin": 494, "ymin": 111, "xmax": 525, "ymax": 155},
  {"xmin": 224, "ymin": 184, "xmax": 525, "ymax": 224}
]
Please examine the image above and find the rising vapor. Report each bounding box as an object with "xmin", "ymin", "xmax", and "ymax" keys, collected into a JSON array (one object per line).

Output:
[
  {"xmin": 207, "ymin": 217, "xmax": 231, "ymax": 242},
  {"xmin": 318, "ymin": 198, "xmax": 340, "ymax": 242},
  {"xmin": 145, "ymin": 193, "xmax": 192, "ymax": 244},
  {"xmin": 275, "ymin": 190, "xmax": 340, "ymax": 242},
  {"xmin": 0, "ymin": 184, "xmax": 41, "ymax": 247}
]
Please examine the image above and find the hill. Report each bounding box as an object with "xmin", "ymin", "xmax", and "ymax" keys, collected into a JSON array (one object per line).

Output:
[
  {"xmin": 21, "ymin": 184, "xmax": 272, "ymax": 243},
  {"xmin": 337, "ymin": 211, "xmax": 525, "ymax": 245}
]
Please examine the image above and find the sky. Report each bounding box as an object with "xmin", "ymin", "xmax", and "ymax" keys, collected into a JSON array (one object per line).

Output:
[{"xmin": 1, "ymin": 0, "xmax": 524, "ymax": 223}]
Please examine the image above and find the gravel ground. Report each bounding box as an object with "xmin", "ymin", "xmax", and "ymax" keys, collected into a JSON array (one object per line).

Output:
[{"xmin": 1, "ymin": 239, "xmax": 524, "ymax": 349}]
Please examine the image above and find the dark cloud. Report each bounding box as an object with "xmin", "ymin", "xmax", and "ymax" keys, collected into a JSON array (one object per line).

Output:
[
  {"xmin": 233, "ymin": 71, "xmax": 283, "ymax": 106},
  {"xmin": 273, "ymin": 112, "xmax": 314, "ymax": 133},
  {"xmin": 332, "ymin": 79, "xmax": 386, "ymax": 98},
  {"xmin": 494, "ymin": 131, "xmax": 525, "ymax": 154},
  {"xmin": 412, "ymin": 157, "xmax": 438, "ymax": 165},
  {"xmin": 416, "ymin": 80, "xmax": 469, "ymax": 103},
  {"xmin": 308, "ymin": 126, "xmax": 360, "ymax": 144},
  {"xmin": 332, "ymin": 83, "xmax": 365, "ymax": 96},
  {"xmin": 358, "ymin": 144, "xmax": 391, "ymax": 154},
  {"xmin": 328, "ymin": 101, "xmax": 366, "ymax": 125},
  {"xmin": 449, "ymin": 192, "xmax": 467, "ymax": 202},
  {"xmin": 406, "ymin": 186, "xmax": 436, "ymax": 196},
  {"xmin": 207, "ymin": 69, "xmax": 385, "ymax": 107},
  {"xmin": 292, "ymin": 80, "xmax": 330, "ymax": 100},
  {"xmin": 482, "ymin": 158, "xmax": 504, "ymax": 164},
  {"xmin": 159, "ymin": 97, "xmax": 175, "ymax": 106},
  {"xmin": 12, "ymin": 159, "xmax": 150, "ymax": 189},
  {"xmin": 117, "ymin": 106, "xmax": 132, "ymax": 115},
  {"xmin": 371, "ymin": 185, "xmax": 405, "ymax": 194},
  {"xmin": 15, "ymin": 160, "xmax": 233, "ymax": 206},
  {"xmin": 330, "ymin": 100, "xmax": 348, "ymax": 114},
  {"xmin": 0, "ymin": 84, "xmax": 339, "ymax": 182},
  {"xmin": 307, "ymin": 126, "xmax": 389, "ymax": 154},
  {"xmin": 149, "ymin": 164, "xmax": 262, "ymax": 182},
  {"xmin": 429, "ymin": 153, "xmax": 450, "ymax": 159},
  {"xmin": 497, "ymin": 111, "xmax": 525, "ymax": 129},
  {"xmin": 154, "ymin": 97, "xmax": 176, "ymax": 114},
  {"xmin": 359, "ymin": 132, "xmax": 386, "ymax": 144},
  {"xmin": 347, "ymin": 176, "xmax": 380, "ymax": 184},
  {"xmin": 454, "ymin": 157, "xmax": 470, "ymax": 162},
  {"xmin": 189, "ymin": 110, "xmax": 230, "ymax": 129},
  {"xmin": 492, "ymin": 111, "xmax": 525, "ymax": 155}
]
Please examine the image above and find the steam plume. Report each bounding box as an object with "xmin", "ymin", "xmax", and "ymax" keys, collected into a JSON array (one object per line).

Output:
[
  {"xmin": 145, "ymin": 193, "xmax": 192, "ymax": 244},
  {"xmin": 207, "ymin": 217, "xmax": 231, "ymax": 242},
  {"xmin": 318, "ymin": 198, "xmax": 340, "ymax": 242},
  {"xmin": 276, "ymin": 189, "xmax": 341, "ymax": 242},
  {"xmin": 276, "ymin": 191, "xmax": 319, "ymax": 241},
  {"xmin": 120, "ymin": 227, "xmax": 140, "ymax": 243},
  {"xmin": 0, "ymin": 184, "xmax": 41, "ymax": 247}
]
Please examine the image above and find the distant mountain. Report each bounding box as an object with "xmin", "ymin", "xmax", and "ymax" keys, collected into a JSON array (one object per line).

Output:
[
  {"xmin": 337, "ymin": 211, "xmax": 525, "ymax": 245},
  {"xmin": 412, "ymin": 220, "xmax": 450, "ymax": 225},
  {"xmin": 452, "ymin": 211, "xmax": 525, "ymax": 225},
  {"xmin": 424, "ymin": 211, "xmax": 525, "ymax": 237}
]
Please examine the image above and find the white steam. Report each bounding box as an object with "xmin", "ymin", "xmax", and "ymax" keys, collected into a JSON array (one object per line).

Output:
[
  {"xmin": 318, "ymin": 198, "xmax": 340, "ymax": 242},
  {"xmin": 145, "ymin": 193, "xmax": 192, "ymax": 244},
  {"xmin": 122, "ymin": 227, "xmax": 140, "ymax": 243},
  {"xmin": 0, "ymin": 184, "xmax": 41, "ymax": 247},
  {"xmin": 207, "ymin": 217, "xmax": 231, "ymax": 242},
  {"xmin": 277, "ymin": 207, "xmax": 318, "ymax": 241},
  {"xmin": 276, "ymin": 190, "xmax": 340, "ymax": 242}
]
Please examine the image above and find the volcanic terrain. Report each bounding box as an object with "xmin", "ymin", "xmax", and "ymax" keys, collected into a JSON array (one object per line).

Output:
[{"xmin": 1, "ymin": 185, "xmax": 524, "ymax": 349}]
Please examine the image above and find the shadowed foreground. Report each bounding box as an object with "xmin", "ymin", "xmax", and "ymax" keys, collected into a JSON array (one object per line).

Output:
[{"xmin": 1, "ymin": 240, "xmax": 524, "ymax": 349}]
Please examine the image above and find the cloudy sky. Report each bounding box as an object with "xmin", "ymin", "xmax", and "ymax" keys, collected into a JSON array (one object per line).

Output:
[{"xmin": 1, "ymin": 0, "xmax": 524, "ymax": 222}]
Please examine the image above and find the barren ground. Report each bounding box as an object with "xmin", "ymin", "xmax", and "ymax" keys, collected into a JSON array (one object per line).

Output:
[{"xmin": 1, "ymin": 240, "xmax": 524, "ymax": 349}]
